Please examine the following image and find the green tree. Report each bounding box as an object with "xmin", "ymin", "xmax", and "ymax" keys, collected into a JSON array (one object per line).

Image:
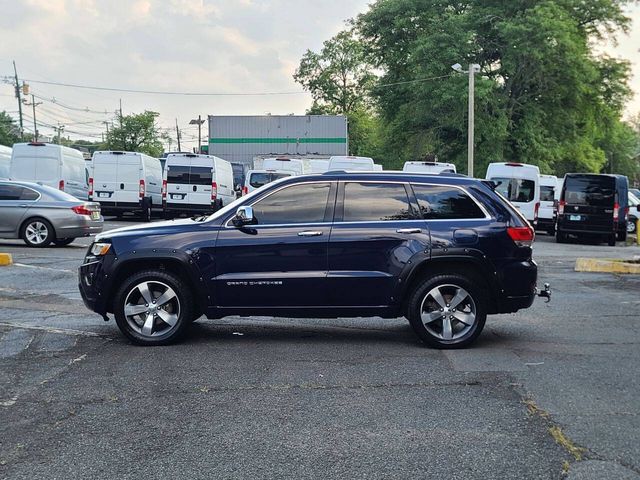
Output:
[
  {"xmin": 0, "ymin": 111, "xmax": 21, "ymax": 147},
  {"xmin": 106, "ymin": 111, "xmax": 165, "ymax": 157},
  {"xmin": 356, "ymin": 0, "xmax": 636, "ymax": 175},
  {"xmin": 294, "ymin": 30, "xmax": 382, "ymax": 159}
]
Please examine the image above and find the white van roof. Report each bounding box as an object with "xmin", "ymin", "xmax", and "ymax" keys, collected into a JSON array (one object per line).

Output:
[
  {"xmin": 12, "ymin": 142, "xmax": 84, "ymax": 159},
  {"xmin": 486, "ymin": 162, "xmax": 540, "ymax": 180}
]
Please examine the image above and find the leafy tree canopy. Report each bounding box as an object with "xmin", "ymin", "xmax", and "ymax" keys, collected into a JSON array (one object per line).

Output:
[
  {"xmin": 106, "ymin": 111, "xmax": 165, "ymax": 158},
  {"xmin": 0, "ymin": 111, "xmax": 21, "ymax": 147}
]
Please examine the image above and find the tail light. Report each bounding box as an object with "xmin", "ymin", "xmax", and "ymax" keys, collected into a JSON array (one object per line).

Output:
[
  {"xmin": 624, "ymin": 206, "xmax": 629, "ymax": 220},
  {"xmin": 88, "ymin": 177, "xmax": 94, "ymax": 199},
  {"xmin": 58, "ymin": 179, "xmax": 65, "ymax": 191},
  {"xmin": 558, "ymin": 200, "xmax": 566, "ymax": 215},
  {"xmin": 534, "ymin": 202, "xmax": 540, "ymax": 220},
  {"xmin": 139, "ymin": 179, "xmax": 145, "ymax": 199},
  {"xmin": 507, "ymin": 225, "xmax": 535, "ymax": 247},
  {"xmin": 72, "ymin": 205, "xmax": 93, "ymax": 216},
  {"xmin": 211, "ymin": 181, "xmax": 218, "ymax": 201},
  {"xmin": 242, "ymin": 186, "xmax": 248, "ymax": 196},
  {"xmin": 613, "ymin": 202, "xmax": 619, "ymax": 221},
  {"xmin": 162, "ymin": 180, "xmax": 167, "ymax": 200}
]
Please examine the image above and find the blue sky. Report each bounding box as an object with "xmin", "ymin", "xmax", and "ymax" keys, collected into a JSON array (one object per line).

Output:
[{"xmin": 0, "ymin": 0, "xmax": 638, "ymax": 149}]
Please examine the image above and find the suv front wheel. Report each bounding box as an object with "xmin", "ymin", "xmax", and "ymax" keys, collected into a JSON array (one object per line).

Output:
[
  {"xmin": 113, "ymin": 270, "xmax": 193, "ymax": 345},
  {"xmin": 407, "ymin": 274, "xmax": 487, "ymax": 349}
]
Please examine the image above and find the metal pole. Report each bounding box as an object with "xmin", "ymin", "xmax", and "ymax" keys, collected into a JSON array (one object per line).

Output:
[
  {"xmin": 13, "ymin": 61, "xmax": 24, "ymax": 140},
  {"xmin": 197, "ymin": 114, "xmax": 202, "ymax": 154},
  {"xmin": 468, "ymin": 64, "xmax": 475, "ymax": 178}
]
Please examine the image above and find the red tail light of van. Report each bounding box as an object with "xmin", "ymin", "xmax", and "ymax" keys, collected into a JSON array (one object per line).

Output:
[
  {"xmin": 242, "ymin": 186, "xmax": 248, "ymax": 196},
  {"xmin": 211, "ymin": 182, "xmax": 218, "ymax": 201},
  {"xmin": 558, "ymin": 200, "xmax": 566, "ymax": 215},
  {"xmin": 88, "ymin": 177, "xmax": 94, "ymax": 199},
  {"xmin": 613, "ymin": 202, "xmax": 619, "ymax": 221},
  {"xmin": 139, "ymin": 179, "xmax": 145, "ymax": 199},
  {"xmin": 58, "ymin": 179, "xmax": 65, "ymax": 191},
  {"xmin": 534, "ymin": 202, "xmax": 540, "ymax": 220},
  {"xmin": 161, "ymin": 180, "xmax": 167, "ymax": 200}
]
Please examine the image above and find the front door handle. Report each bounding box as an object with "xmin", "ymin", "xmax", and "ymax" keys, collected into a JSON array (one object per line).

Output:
[
  {"xmin": 396, "ymin": 228, "xmax": 422, "ymax": 234},
  {"xmin": 19, "ymin": 204, "xmax": 29, "ymax": 208},
  {"xmin": 298, "ymin": 231, "xmax": 323, "ymax": 237}
]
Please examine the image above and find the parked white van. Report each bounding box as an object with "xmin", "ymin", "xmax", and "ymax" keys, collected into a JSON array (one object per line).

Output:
[
  {"xmin": 261, "ymin": 158, "xmax": 306, "ymax": 175},
  {"xmin": 403, "ymin": 161, "xmax": 457, "ymax": 174},
  {"xmin": 485, "ymin": 162, "xmax": 540, "ymax": 225},
  {"xmin": 0, "ymin": 145, "xmax": 11, "ymax": 180},
  {"xmin": 90, "ymin": 151, "xmax": 163, "ymax": 221},
  {"xmin": 163, "ymin": 153, "xmax": 235, "ymax": 216},
  {"xmin": 537, "ymin": 174, "xmax": 559, "ymax": 235},
  {"xmin": 308, "ymin": 159, "xmax": 330, "ymax": 173},
  {"xmin": 10, "ymin": 142, "xmax": 88, "ymax": 200},
  {"xmin": 328, "ymin": 156, "xmax": 375, "ymax": 171},
  {"xmin": 242, "ymin": 169, "xmax": 293, "ymax": 196}
]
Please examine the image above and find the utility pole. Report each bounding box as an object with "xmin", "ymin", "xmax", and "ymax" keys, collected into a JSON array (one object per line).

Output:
[
  {"xmin": 175, "ymin": 119, "xmax": 181, "ymax": 151},
  {"xmin": 189, "ymin": 115, "xmax": 205, "ymax": 153},
  {"xmin": 452, "ymin": 63, "xmax": 480, "ymax": 177},
  {"xmin": 55, "ymin": 123, "xmax": 64, "ymax": 145},
  {"xmin": 119, "ymin": 99, "xmax": 123, "ymax": 127},
  {"xmin": 12, "ymin": 61, "xmax": 24, "ymax": 140},
  {"xmin": 24, "ymin": 94, "xmax": 43, "ymax": 141}
]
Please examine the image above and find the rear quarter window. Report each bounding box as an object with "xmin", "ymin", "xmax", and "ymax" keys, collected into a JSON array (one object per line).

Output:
[{"xmin": 412, "ymin": 184, "xmax": 485, "ymax": 219}]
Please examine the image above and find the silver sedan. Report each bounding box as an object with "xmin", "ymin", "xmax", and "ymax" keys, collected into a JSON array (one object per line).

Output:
[{"xmin": 0, "ymin": 180, "xmax": 103, "ymax": 247}]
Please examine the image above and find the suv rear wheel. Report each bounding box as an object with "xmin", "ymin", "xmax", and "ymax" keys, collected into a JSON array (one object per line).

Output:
[
  {"xmin": 113, "ymin": 270, "xmax": 193, "ymax": 346},
  {"xmin": 407, "ymin": 274, "xmax": 487, "ymax": 349}
]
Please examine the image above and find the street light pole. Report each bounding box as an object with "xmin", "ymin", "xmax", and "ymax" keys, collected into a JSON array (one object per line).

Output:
[
  {"xmin": 452, "ymin": 63, "xmax": 480, "ymax": 177},
  {"xmin": 189, "ymin": 116, "xmax": 205, "ymax": 154}
]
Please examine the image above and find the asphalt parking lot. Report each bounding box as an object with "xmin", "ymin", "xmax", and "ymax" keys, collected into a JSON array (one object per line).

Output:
[{"xmin": 1, "ymin": 219, "xmax": 639, "ymax": 479}]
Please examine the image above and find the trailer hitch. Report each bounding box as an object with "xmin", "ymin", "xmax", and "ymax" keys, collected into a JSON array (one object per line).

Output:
[{"xmin": 536, "ymin": 283, "xmax": 551, "ymax": 303}]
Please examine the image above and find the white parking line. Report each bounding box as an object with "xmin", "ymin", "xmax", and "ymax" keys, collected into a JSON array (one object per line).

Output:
[
  {"xmin": 12, "ymin": 263, "xmax": 75, "ymax": 274},
  {"xmin": 0, "ymin": 322, "xmax": 108, "ymax": 338}
]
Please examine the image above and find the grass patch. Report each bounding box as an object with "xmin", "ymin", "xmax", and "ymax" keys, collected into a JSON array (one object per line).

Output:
[{"xmin": 549, "ymin": 426, "xmax": 586, "ymax": 461}]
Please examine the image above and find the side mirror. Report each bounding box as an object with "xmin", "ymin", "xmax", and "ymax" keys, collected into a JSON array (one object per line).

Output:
[{"xmin": 233, "ymin": 206, "xmax": 254, "ymax": 226}]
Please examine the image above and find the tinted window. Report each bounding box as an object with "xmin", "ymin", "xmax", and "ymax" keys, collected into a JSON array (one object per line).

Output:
[
  {"xmin": 190, "ymin": 167, "xmax": 212, "ymax": 186},
  {"xmin": 540, "ymin": 186, "xmax": 555, "ymax": 202},
  {"xmin": 412, "ymin": 185, "xmax": 485, "ymax": 219},
  {"xmin": 252, "ymin": 182, "xmax": 331, "ymax": 225},
  {"xmin": 343, "ymin": 182, "xmax": 412, "ymax": 222},
  {"xmin": 167, "ymin": 166, "xmax": 190, "ymax": 184},
  {"xmin": 249, "ymin": 172, "xmax": 290, "ymax": 189},
  {"xmin": 0, "ymin": 184, "xmax": 23, "ymax": 200},
  {"xmin": 564, "ymin": 175, "xmax": 615, "ymax": 207},
  {"xmin": 491, "ymin": 177, "xmax": 535, "ymax": 202}
]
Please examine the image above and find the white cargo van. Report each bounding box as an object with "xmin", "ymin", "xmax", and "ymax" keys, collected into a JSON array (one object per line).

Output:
[
  {"xmin": 90, "ymin": 151, "xmax": 163, "ymax": 221},
  {"xmin": 328, "ymin": 156, "xmax": 375, "ymax": 171},
  {"xmin": 261, "ymin": 158, "xmax": 306, "ymax": 175},
  {"xmin": 163, "ymin": 153, "xmax": 235, "ymax": 216},
  {"xmin": 537, "ymin": 174, "xmax": 559, "ymax": 235},
  {"xmin": 242, "ymin": 169, "xmax": 293, "ymax": 196},
  {"xmin": 0, "ymin": 145, "xmax": 11, "ymax": 180},
  {"xmin": 308, "ymin": 159, "xmax": 329, "ymax": 173},
  {"xmin": 486, "ymin": 162, "xmax": 540, "ymax": 225},
  {"xmin": 403, "ymin": 161, "xmax": 457, "ymax": 174},
  {"xmin": 10, "ymin": 142, "xmax": 88, "ymax": 199}
]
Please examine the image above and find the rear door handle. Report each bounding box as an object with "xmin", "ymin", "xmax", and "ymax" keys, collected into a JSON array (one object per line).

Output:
[
  {"xmin": 396, "ymin": 228, "xmax": 422, "ymax": 234},
  {"xmin": 298, "ymin": 231, "xmax": 323, "ymax": 237}
]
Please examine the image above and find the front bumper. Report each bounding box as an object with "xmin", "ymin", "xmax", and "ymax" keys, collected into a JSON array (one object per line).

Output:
[{"xmin": 78, "ymin": 253, "xmax": 113, "ymax": 314}]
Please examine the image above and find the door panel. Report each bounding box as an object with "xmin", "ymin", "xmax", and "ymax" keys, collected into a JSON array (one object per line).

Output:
[{"xmin": 214, "ymin": 224, "xmax": 330, "ymax": 307}]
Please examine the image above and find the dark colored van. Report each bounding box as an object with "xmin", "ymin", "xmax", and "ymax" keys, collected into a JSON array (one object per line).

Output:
[{"xmin": 557, "ymin": 174, "xmax": 629, "ymax": 245}]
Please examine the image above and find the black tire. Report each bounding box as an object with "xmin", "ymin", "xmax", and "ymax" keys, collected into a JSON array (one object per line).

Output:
[
  {"xmin": 406, "ymin": 273, "xmax": 487, "ymax": 349},
  {"xmin": 53, "ymin": 238, "xmax": 75, "ymax": 247},
  {"xmin": 546, "ymin": 226, "xmax": 556, "ymax": 236},
  {"xmin": 20, "ymin": 217, "xmax": 55, "ymax": 248},
  {"xmin": 113, "ymin": 269, "xmax": 194, "ymax": 346},
  {"xmin": 617, "ymin": 229, "xmax": 627, "ymax": 242},
  {"xmin": 556, "ymin": 231, "xmax": 568, "ymax": 243},
  {"xmin": 607, "ymin": 234, "xmax": 616, "ymax": 247},
  {"xmin": 141, "ymin": 199, "xmax": 152, "ymax": 222}
]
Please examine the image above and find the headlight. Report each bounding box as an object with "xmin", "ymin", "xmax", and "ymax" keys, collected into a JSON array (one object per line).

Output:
[{"xmin": 90, "ymin": 242, "xmax": 112, "ymax": 256}]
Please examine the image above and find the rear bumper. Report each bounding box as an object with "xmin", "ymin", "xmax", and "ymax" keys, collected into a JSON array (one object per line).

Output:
[
  {"xmin": 97, "ymin": 201, "xmax": 144, "ymax": 213},
  {"xmin": 494, "ymin": 259, "xmax": 538, "ymax": 314},
  {"xmin": 56, "ymin": 218, "xmax": 103, "ymax": 239}
]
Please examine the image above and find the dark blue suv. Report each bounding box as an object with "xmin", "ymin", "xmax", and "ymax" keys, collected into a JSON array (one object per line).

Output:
[{"xmin": 79, "ymin": 172, "xmax": 543, "ymax": 348}]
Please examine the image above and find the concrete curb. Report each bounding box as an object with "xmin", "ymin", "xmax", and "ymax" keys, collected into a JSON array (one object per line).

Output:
[
  {"xmin": 0, "ymin": 253, "xmax": 13, "ymax": 266},
  {"xmin": 575, "ymin": 257, "xmax": 640, "ymax": 274}
]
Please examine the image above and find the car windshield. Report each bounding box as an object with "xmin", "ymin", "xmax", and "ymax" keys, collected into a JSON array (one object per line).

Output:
[{"xmin": 564, "ymin": 176, "xmax": 614, "ymax": 206}]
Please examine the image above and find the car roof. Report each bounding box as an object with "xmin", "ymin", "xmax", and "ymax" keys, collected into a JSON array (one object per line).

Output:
[
  {"xmin": 0, "ymin": 180, "xmax": 81, "ymax": 200},
  {"xmin": 275, "ymin": 171, "xmax": 479, "ymax": 186}
]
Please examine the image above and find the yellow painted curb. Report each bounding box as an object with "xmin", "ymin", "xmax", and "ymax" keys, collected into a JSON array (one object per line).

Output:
[
  {"xmin": 0, "ymin": 253, "xmax": 13, "ymax": 266},
  {"xmin": 575, "ymin": 257, "xmax": 640, "ymax": 274}
]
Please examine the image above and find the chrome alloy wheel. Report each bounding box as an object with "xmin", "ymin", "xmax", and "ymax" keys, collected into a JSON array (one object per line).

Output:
[
  {"xmin": 420, "ymin": 284, "xmax": 477, "ymax": 341},
  {"xmin": 124, "ymin": 281, "xmax": 181, "ymax": 337},
  {"xmin": 25, "ymin": 221, "xmax": 49, "ymax": 245}
]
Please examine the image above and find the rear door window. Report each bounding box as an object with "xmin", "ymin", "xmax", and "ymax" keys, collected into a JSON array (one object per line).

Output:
[
  {"xmin": 342, "ymin": 182, "xmax": 412, "ymax": 222},
  {"xmin": 411, "ymin": 184, "xmax": 485, "ymax": 219},
  {"xmin": 167, "ymin": 166, "xmax": 191, "ymax": 184},
  {"xmin": 190, "ymin": 167, "xmax": 212, "ymax": 186},
  {"xmin": 0, "ymin": 184, "xmax": 23, "ymax": 200},
  {"xmin": 564, "ymin": 176, "xmax": 615, "ymax": 206},
  {"xmin": 540, "ymin": 186, "xmax": 555, "ymax": 202},
  {"xmin": 491, "ymin": 178, "xmax": 535, "ymax": 202}
]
